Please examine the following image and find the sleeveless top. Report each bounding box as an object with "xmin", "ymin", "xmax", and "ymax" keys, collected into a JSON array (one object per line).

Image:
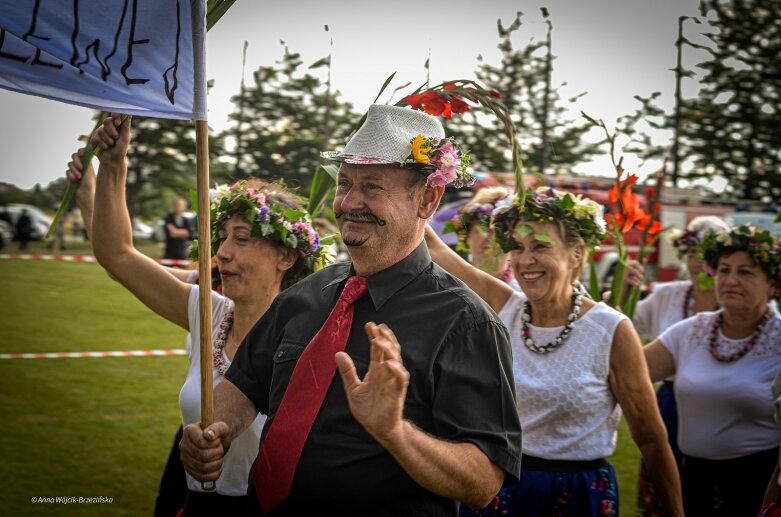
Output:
[{"xmin": 499, "ymin": 291, "xmax": 628, "ymax": 460}]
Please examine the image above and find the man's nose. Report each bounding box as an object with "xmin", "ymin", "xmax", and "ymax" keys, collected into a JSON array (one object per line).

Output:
[{"xmin": 338, "ymin": 186, "xmax": 366, "ymax": 212}]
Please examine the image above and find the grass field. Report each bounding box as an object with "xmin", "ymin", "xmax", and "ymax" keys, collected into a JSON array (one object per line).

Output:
[{"xmin": 0, "ymin": 252, "xmax": 642, "ymax": 516}]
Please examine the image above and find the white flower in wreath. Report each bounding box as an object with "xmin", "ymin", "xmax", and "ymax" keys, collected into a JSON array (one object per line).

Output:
[
  {"xmin": 212, "ymin": 184, "xmax": 232, "ymax": 203},
  {"xmin": 593, "ymin": 203, "xmax": 607, "ymax": 233},
  {"xmin": 666, "ymin": 228, "xmax": 684, "ymax": 244},
  {"xmin": 716, "ymin": 231, "xmax": 733, "ymax": 246},
  {"xmin": 493, "ymin": 195, "xmax": 516, "ymax": 215}
]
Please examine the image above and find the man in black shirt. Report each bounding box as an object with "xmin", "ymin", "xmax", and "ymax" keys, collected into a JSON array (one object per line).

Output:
[
  {"xmin": 163, "ymin": 197, "xmax": 194, "ymax": 260},
  {"xmin": 180, "ymin": 105, "xmax": 522, "ymax": 515}
]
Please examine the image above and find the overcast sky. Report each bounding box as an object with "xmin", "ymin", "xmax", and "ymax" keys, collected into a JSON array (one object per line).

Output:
[{"xmin": 0, "ymin": 0, "xmax": 706, "ymax": 191}]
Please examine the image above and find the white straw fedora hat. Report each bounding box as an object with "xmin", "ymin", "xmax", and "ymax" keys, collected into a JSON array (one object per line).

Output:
[
  {"xmin": 322, "ymin": 104, "xmax": 444, "ymax": 168},
  {"xmin": 322, "ymin": 104, "xmax": 475, "ymax": 188}
]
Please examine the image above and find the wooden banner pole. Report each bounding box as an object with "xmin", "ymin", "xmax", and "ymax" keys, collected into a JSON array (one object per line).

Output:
[{"xmin": 195, "ymin": 119, "xmax": 215, "ymax": 491}]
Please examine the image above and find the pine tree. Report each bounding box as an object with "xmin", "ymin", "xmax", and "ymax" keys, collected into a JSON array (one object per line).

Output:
[
  {"xmin": 221, "ymin": 42, "xmax": 360, "ymax": 192},
  {"xmin": 445, "ymin": 10, "xmax": 598, "ymax": 175},
  {"xmin": 683, "ymin": 0, "xmax": 781, "ymax": 202}
]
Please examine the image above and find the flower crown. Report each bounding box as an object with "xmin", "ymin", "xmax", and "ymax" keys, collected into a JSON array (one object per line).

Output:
[
  {"xmin": 700, "ymin": 224, "xmax": 781, "ymax": 287},
  {"xmin": 443, "ymin": 187, "xmax": 511, "ymax": 253},
  {"xmin": 667, "ymin": 228, "xmax": 701, "ymax": 259},
  {"xmin": 491, "ymin": 187, "xmax": 608, "ymax": 253},
  {"xmin": 193, "ymin": 180, "xmax": 334, "ymax": 285},
  {"xmin": 403, "ymin": 135, "xmax": 474, "ymax": 188}
]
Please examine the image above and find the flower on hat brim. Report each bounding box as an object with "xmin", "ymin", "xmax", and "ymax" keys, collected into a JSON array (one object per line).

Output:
[{"xmin": 403, "ymin": 135, "xmax": 474, "ymax": 189}]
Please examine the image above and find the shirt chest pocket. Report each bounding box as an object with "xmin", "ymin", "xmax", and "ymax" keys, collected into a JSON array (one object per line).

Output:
[{"xmin": 268, "ymin": 341, "xmax": 306, "ymax": 412}]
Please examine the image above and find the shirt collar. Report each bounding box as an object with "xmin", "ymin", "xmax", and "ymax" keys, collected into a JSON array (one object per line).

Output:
[{"xmin": 323, "ymin": 240, "xmax": 431, "ymax": 310}]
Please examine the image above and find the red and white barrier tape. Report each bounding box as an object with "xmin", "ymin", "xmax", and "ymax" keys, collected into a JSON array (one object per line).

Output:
[
  {"xmin": 0, "ymin": 254, "xmax": 191, "ymax": 266},
  {"xmin": 0, "ymin": 349, "xmax": 186, "ymax": 360}
]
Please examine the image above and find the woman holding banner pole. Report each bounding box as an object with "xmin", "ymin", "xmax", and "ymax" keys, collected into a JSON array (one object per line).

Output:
[{"xmin": 83, "ymin": 114, "xmax": 330, "ymax": 515}]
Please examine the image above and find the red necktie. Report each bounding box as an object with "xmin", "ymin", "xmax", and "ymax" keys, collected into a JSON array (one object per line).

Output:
[{"xmin": 253, "ymin": 275, "xmax": 368, "ymax": 512}]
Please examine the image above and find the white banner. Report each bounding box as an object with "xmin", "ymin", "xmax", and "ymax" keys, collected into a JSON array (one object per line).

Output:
[{"xmin": 0, "ymin": 0, "xmax": 206, "ymax": 120}]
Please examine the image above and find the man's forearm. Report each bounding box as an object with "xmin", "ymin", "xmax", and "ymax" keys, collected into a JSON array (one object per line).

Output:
[
  {"xmin": 377, "ymin": 420, "xmax": 503, "ymax": 509},
  {"xmin": 214, "ymin": 379, "xmax": 259, "ymax": 443}
]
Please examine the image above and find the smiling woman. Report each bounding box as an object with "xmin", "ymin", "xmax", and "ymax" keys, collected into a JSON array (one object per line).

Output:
[
  {"xmin": 644, "ymin": 223, "xmax": 781, "ymax": 516},
  {"xmin": 425, "ymin": 187, "xmax": 684, "ymax": 517}
]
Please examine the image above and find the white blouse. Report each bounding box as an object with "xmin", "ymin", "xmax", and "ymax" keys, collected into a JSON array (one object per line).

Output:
[
  {"xmin": 499, "ymin": 291, "xmax": 627, "ymax": 460},
  {"xmin": 633, "ymin": 280, "xmax": 692, "ymax": 341},
  {"xmin": 660, "ymin": 310, "xmax": 781, "ymax": 459},
  {"xmin": 180, "ymin": 286, "xmax": 266, "ymax": 496}
]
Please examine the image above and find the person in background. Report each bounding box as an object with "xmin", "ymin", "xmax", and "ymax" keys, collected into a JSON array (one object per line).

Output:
[
  {"xmin": 644, "ymin": 223, "xmax": 781, "ymax": 516},
  {"xmin": 47, "ymin": 212, "xmax": 68, "ymax": 251},
  {"xmin": 425, "ymin": 187, "xmax": 683, "ymax": 517},
  {"xmin": 632, "ymin": 215, "xmax": 729, "ymax": 515},
  {"xmin": 15, "ymin": 208, "xmax": 33, "ymax": 250},
  {"xmin": 164, "ymin": 197, "xmax": 195, "ymax": 260},
  {"xmin": 444, "ymin": 186, "xmax": 521, "ymax": 290},
  {"xmin": 85, "ymin": 113, "xmax": 331, "ymax": 515}
]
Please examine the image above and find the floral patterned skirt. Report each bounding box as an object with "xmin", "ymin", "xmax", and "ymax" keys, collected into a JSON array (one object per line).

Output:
[{"xmin": 459, "ymin": 457, "xmax": 618, "ymax": 517}]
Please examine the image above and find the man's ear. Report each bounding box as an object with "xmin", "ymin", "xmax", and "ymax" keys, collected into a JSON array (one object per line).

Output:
[{"xmin": 417, "ymin": 185, "xmax": 445, "ymax": 219}]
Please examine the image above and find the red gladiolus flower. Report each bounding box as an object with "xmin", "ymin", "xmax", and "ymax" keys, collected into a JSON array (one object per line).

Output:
[
  {"xmin": 608, "ymin": 183, "xmax": 620, "ymax": 203},
  {"xmin": 405, "ymin": 87, "xmax": 470, "ymax": 119},
  {"xmin": 449, "ymin": 95, "xmax": 470, "ymax": 115}
]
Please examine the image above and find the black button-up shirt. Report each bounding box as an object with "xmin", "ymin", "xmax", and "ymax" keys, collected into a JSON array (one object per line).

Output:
[{"xmin": 227, "ymin": 241, "xmax": 522, "ymax": 516}]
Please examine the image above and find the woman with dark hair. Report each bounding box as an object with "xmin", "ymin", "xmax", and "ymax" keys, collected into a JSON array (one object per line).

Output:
[
  {"xmin": 644, "ymin": 223, "xmax": 781, "ymax": 516},
  {"xmin": 84, "ymin": 114, "xmax": 331, "ymax": 515}
]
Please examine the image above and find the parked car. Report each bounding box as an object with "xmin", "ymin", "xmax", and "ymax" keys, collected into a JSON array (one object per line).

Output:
[
  {"xmin": 132, "ymin": 220, "xmax": 156, "ymax": 241},
  {"xmin": 4, "ymin": 204, "xmax": 53, "ymax": 241},
  {"xmin": 0, "ymin": 219, "xmax": 12, "ymax": 248}
]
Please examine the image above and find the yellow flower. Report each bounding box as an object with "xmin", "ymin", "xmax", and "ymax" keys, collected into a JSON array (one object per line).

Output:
[
  {"xmin": 572, "ymin": 197, "xmax": 599, "ymax": 220},
  {"xmin": 411, "ymin": 135, "xmax": 432, "ymax": 164}
]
